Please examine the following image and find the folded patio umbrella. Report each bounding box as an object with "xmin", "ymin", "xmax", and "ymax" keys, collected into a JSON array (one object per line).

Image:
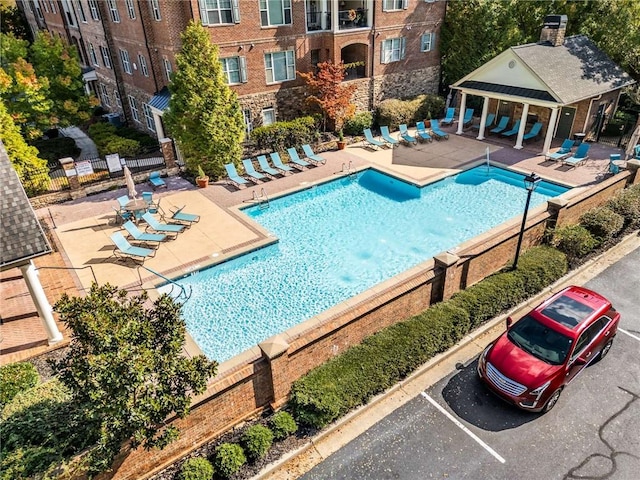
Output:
[{"xmin": 124, "ymin": 165, "xmax": 137, "ymax": 199}]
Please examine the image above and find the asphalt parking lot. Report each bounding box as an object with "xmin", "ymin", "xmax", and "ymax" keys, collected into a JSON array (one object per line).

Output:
[{"xmin": 301, "ymin": 247, "xmax": 640, "ymax": 480}]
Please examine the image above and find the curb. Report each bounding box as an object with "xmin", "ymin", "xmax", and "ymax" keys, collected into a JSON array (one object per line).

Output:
[{"xmin": 254, "ymin": 231, "xmax": 640, "ymax": 480}]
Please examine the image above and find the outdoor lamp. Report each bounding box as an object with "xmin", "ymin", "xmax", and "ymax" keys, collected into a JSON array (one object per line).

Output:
[{"xmin": 512, "ymin": 172, "xmax": 541, "ymax": 270}]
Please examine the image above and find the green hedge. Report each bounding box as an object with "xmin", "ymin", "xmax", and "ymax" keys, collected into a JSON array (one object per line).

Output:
[
  {"xmin": 212, "ymin": 443, "xmax": 246, "ymax": 478},
  {"xmin": 375, "ymin": 94, "xmax": 445, "ymax": 130},
  {"xmin": 606, "ymin": 184, "xmax": 640, "ymax": 229},
  {"xmin": 550, "ymin": 224, "xmax": 599, "ymax": 259},
  {"xmin": 343, "ymin": 112, "xmax": 373, "ymax": 136},
  {"xmin": 88, "ymin": 122, "xmax": 152, "ymax": 157},
  {"xmin": 30, "ymin": 137, "xmax": 81, "ymax": 164},
  {"xmin": 289, "ymin": 246, "xmax": 567, "ymax": 429},
  {"xmin": 241, "ymin": 425, "xmax": 273, "ymax": 461},
  {"xmin": 579, "ymin": 206, "xmax": 624, "ymax": 244},
  {"xmin": 0, "ymin": 362, "xmax": 39, "ymax": 406},
  {"xmin": 251, "ymin": 116, "xmax": 319, "ymax": 153},
  {"xmin": 269, "ymin": 411, "xmax": 298, "ymax": 440}
]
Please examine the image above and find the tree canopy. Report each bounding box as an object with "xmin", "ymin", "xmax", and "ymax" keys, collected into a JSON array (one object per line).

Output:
[{"xmin": 164, "ymin": 21, "xmax": 245, "ymax": 179}]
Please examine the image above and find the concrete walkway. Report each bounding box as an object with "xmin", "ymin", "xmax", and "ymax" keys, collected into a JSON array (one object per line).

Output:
[{"xmin": 59, "ymin": 126, "xmax": 99, "ymax": 160}]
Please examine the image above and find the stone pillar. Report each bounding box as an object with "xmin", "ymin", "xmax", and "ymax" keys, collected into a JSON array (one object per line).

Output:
[
  {"xmin": 476, "ymin": 96, "xmax": 490, "ymax": 140},
  {"xmin": 20, "ymin": 261, "xmax": 63, "ymax": 345},
  {"xmin": 547, "ymin": 197, "xmax": 569, "ymax": 229},
  {"xmin": 160, "ymin": 138, "xmax": 177, "ymax": 169},
  {"xmin": 434, "ymin": 251, "xmax": 461, "ymax": 302},
  {"xmin": 59, "ymin": 156, "xmax": 86, "ymax": 199},
  {"xmin": 456, "ymin": 92, "xmax": 467, "ymax": 135},
  {"xmin": 626, "ymin": 159, "xmax": 640, "ymax": 185},
  {"xmin": 259, "ymin": 334, "xmax": 291, "ymax": 410},
  {"xmin": 514, "ymin": 103, "xmax": 529, "ymax": 150}
]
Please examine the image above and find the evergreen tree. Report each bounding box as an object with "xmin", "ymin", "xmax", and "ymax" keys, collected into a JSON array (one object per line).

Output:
[{"xmin": 164, "ymin": 21, "xmax": 245, "ymax": 179}]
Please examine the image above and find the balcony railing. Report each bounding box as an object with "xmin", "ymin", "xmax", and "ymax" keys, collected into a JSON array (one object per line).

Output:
[
  {"xmin": 307, "ymin": 11, "xmax": 331, "ymax": 31},
  {"xmin": 338, "ymin": 8, "xmax": 368, "ymax": 30}
]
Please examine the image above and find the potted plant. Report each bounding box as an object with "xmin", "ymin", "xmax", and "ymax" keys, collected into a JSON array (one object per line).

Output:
[
  {"xmin": 337, "ymin": 129, "xmax": 346, "ymax": 150},
  {"xmin": 196, "ymin": 165, "xmax": 209, "ymax": 188}
]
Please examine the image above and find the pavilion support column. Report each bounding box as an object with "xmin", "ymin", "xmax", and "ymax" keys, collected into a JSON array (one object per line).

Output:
[
  {"xmin": 477, "ymin": 96, "xmax": 490, "ymax": 140},
  {"xmin": 542, "ymin": 107, "xmax": 559, "ymax": 156},
  {"xmin": 456, "ymin": 92, "xmax": 468, "ymax": 135},
  {"xmin": 152, "ymin": 112, "xmax": 165, "ymax": 139},
  {"xmin": 514, "ymin": 103, "xmax": 529, "ymax": 149},
  {"xmin": 20, "ymin": 261, "xmax": 63, "ymax": 345}
]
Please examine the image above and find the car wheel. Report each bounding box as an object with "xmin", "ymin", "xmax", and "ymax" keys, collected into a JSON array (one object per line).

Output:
[
  {"xmin": 542, "ymin": 388, "xmax": 562, "ymax": 413},
  {"xmin": 598, "ymin": 339, "xmax": 614, "ymax": 361}
]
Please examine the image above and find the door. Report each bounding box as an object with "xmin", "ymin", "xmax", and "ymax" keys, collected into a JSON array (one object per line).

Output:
[
  {"xmin": 565, "ymin": 321, "xmax": 601, "ymax": 384},
  {"xmin": 555, "ymin": 106, "xmax": 576, "ymax": 140}
]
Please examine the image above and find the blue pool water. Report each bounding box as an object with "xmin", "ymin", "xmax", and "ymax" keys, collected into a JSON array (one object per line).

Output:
[{"xmin": 161, "ymin": 166, "xmax": 568, "ymax": 362}]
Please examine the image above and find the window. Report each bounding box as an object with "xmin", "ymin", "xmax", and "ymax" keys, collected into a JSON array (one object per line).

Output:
[
  {"xmin": 61, "ymin": 0, "xmax": 78, "ymax": 27},
  {"xmin": 138, "ymin": 54, "xmax": 149, "ymax": 77},
  {"xmin": 42, "ymin": 0, "xmax": 49, "ymax": 13},
  {"xmin": 100, "ymin": 46, "xmax": 111, "ymax": 68},
  {"xmin": 125, "ymin": 0, "xmax": 136, "ymax": 19},
  {"xmin": 383, "ymin": 0, "xmax": 407, "ymax": 10},
  {"xmin": 260, "ymin": 0, "xmax": 291, "ymax": 26},
  {"xmin": 49, "ymin": 0, "xmax": 55, "ymax": 13},
  {"xmin": 119, "ymin": 49, "xmax": 132, "ymax": 74},
  {"xmin": 99, "ymin": 83, "xmax": 110, "ymax": 106},
  {"xmin": 149, "ymin": 0, "xmax": 161, "ymax": 21},
  {"xmin": 262, "ymin": 107, "xmax": 275, "ymax": 125},
  {"xmin": 107, "ymin": 0, "xmax": 120, "ymax": 22},
  {"xmin": 88, "ymin": 42, "xmax": 98, "ymax": 66},
  {"xmin": 163, "ymin": 57, "xmax": 173, "ymax": 81},
  {"xmin": 264, "ymin": 50, "xmax": 295, "ymax": 83},
  {"xmin": 421, "ymin": 32, "xmax": 435, "ymax": 52},
  {"xmin": 129, "ymin": 96, "xmax": 140, "ymax": 122},
  {"xmin": 243, "ymin": 109, "xmax": 252, "ymax": 136},
  {"xmin": 143, "ymin": 103, "xmax": 155, "ymax": 132},
  {"xmin": 114, "ymin": 89, "xmax": 121, "ymax": 108},
  {"xmin": 221, "ymin": 56, "xmax": 247, "ymax": 84},
  {"xmin": 198, "ymin": 0, "xmax": 240, "ymax": 25},
  {"xmin": 310, "ymin": 49, "xmax": 320, "ymax": 70},
  {"xmin": 74, "ymin": 0, "xmax": 87, "ymax": 22},
  {"xmin": 381, "ymin": 37, "xmax": 406, "ymax": 64},
  {"xmin": 34, "ymin": 0, "xmax": 44, "ymax": 20},
  {"xmin": 88, "ymin": 0, "xmax": 100, "ymax": 20}
]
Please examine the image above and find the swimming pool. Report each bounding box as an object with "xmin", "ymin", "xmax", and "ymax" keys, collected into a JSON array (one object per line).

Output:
[{"xmin": 160, "ymin": 166, "xmax": 569, "ymax": 362}]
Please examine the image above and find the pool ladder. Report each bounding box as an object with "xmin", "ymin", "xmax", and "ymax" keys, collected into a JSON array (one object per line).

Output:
[
  {"xmin": 252, "ymin": 188, "xmax": 270, "ymax": 209},
  {"xmin": 136, "ymin": 265, "xmax": 192, "ymax": 303},
  {"xmin": 341, "ymin": 161, "xmax": 356, "ymax": 179}
]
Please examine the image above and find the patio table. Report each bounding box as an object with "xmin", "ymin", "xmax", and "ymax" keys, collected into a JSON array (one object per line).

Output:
[{"xmin": 124, "ymin": 199, "xmax": 148, "ymax": 223}]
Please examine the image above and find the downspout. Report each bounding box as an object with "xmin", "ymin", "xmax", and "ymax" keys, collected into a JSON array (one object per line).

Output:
[{"xmin": 370, "ymin": 0, "xmax": 376, "ymax": 111}]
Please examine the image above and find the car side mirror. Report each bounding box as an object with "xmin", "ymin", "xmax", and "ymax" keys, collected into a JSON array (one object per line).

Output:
[{"xmin": 506, "ymin": 316, "xmax": 513, "ymax": 329}]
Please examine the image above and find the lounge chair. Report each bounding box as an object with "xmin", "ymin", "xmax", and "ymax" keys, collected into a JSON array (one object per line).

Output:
[
  {"xmin": 242, "ymin": 159, "xmax": 268, "ymax": 182},
  {"xmin": 169, "ymin": 205, "xmax": 200, "ymax": 226},
  {"xmin": 634, "ymin": 144, "xmax": 640, "ymax": 160},
  {"xmin": 472, "ymin": 113, "xmax": 495, "ymax": 130},
  {"xmin": 149, "ymin": 171, "xmax": 166, "ymax": 189},
  {"xmin": 489, "ymin": 116, "xmax": 510, "ymax": 134},
  {"xmin": 257, "ymin": 155, "xmax": 281, "ymax": 176},
  {"xmin": 415, "ymin": 121, "xmax": 433, "ymax": 142},
  {"xmin": 398, "ymin": 124, "xmax": 417, "ymax": 145},
  {"xmin": 562, "ymin": 143, "xmax": 591, "ymax": 168},
  {"xmin": 608, "ymin": 154, "xmax": 622, "ymax": 175},
  {"xmin": 440, "ymin": 107, "xmax": 456, "ymax": 126},
  {"xmin": 122, "ymin": 220, "xmax": 166, "ymax": 246},
  {"xmin": 224, "ymin": 162, "xmax": 250, "ymax": 188},
  {"xmin": 462, "ymin": 108, "xmax": 474, "ymax": 127},
  {"xmin": 380, "ymin": 126, "xmax": 399, "ymax": 147},
  {"xmin": 546, "ymin": 139, "xmax": 575, "ymax": 161},
  {"xmin": 363, "ymin": 128, "xmax": 385, "ymax": 149},
  {"xmin": 110, "ymin": 231, "xmax": 156, "ymax": 263},
  {"xmin": 270, "ymin": 152, "xmax": 294, "ymax": 173},
  {"xmin": 286, "ymin": 148, "xmax": 312, "ymax": 169},
  {"xmin": 302, "ymin": 144, "xmax": 327, "ymax": 165},
  {"xmin": 430, "ymin": 119, "xmax": 449, "ymax": 140},
  {"xmin": 501, "ymin": 120, "xmax": 521, "ymax": 137},
  {"xmin": 117, "ymin": 195, "xmax": 130, "ymax": 208},
  {"xmin": 523, "ymin": 122, "xmax": 543, "ymax": 141},
  {"xmin": 142, "ymin": 212, "xmax": 184, "ymax": 238}
]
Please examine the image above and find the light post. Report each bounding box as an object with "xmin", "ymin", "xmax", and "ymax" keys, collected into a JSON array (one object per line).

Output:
[{"xmin": 512, "ymin": 172, "xmax": 541, "ymax": 270}]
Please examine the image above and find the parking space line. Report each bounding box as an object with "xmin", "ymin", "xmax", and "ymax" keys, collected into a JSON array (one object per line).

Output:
[
  {"xmin": 619, "ymin": 328, "xmax": 640, "ymax": 342},
  {"xmin": 420, "ymin": 392, "xmax": 506, "ymax": 464}
]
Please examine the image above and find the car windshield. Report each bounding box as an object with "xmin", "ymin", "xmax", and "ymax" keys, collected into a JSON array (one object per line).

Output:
[{"xmin": 507, "ymin": 315, "xmax": 572, "ymax": 365}]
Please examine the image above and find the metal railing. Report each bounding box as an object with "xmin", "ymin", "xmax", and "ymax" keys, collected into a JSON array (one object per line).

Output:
[
  {"xmin": 306, "ymin": 11, "xmax": 331, "ymax": 31},
  {"xmin": 137, "ymin": 265, "xmax": 192, "ymax": 303}
]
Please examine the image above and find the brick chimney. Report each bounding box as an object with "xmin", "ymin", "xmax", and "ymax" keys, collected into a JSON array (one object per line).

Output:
[{"xmin": 539, "ymin": 15, "xmax": 568, "ymax": 46}]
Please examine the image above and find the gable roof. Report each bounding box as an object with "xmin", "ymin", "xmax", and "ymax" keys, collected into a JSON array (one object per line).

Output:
[{"xmin": 0, "ymin": 142, "xmax": 52, "ymax": 270}]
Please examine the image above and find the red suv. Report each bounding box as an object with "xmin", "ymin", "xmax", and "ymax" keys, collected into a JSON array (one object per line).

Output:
[{"xmin": 477, "ymin": 285, "xmax": 620, "ymax": 413}]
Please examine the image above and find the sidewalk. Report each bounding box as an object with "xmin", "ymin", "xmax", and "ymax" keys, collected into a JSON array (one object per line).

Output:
[
  {"xmin": 255, "ymin": 230, "xmax": 640, "ymax": 479},
  {"xmin": 59, "ymin": 126, "xmax": 99, "ymax": 160}
]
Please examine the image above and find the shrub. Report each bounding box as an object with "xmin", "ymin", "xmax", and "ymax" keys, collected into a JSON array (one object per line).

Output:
[
  {"xmin": 241, "ymin": 425, "xmax": 273, "ymax": 461},
  {"xmin": 549, "ymin": 224, "xmax": 598, "ymax": 258},
  {"xmin": 375, "ymin": 94, "xmax": 445, "ymax": 130},
  {"xmin": 343, "ymin": 111, "xmax": 373, "ymax": 136},
  {"xmin": 30, "ymin": 137, "xmax": 81, "ymax": 164},
  {"xmin": 251, "ymin": 116, "xmax": 319, "ymax": 153},
  {"xmin": 606, "ymin": 185, "xmax": 640, "ymax": 228},
  {"xmin": 102, "ymin": 136, "xmax": 140, "ymax": 157},
  {"xmin": 0, "ymin": 362, "xmax": 39, "ymax": 406},
  {"xmin": 213, "ymin": 443, "xmax": 246, "ymax": 478},
  {"xmin": 179, "ymin": 457, "xmax": 214, "ymax": 480},
  {"xmin": 269, "ymin": 411, "xmax": 298, "ymax": 440},
  {"xmin": 580, "ymin": 206, "xmax": 624, "ymax": 242}
]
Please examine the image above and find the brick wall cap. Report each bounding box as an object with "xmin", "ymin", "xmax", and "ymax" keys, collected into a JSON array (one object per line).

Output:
[
  {"xmin": 548, "ymin": 197, "xmax": 569, "ymax": 208},
  {"xmin": 59, "ymin": 157, "xmax": 75, "ymax": 165},
  {"xmin": 627, "ymin": 159, "xmax": 640, "ymax": 169},
  {"xmin": 259, "ymin": 334, "xmax": 289, "ymax": 359},
  {"xmin": 434, "ymin": 251, "xmax": 460, "ymax": 267}
]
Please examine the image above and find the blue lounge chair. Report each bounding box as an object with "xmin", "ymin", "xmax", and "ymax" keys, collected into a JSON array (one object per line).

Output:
[
  {"xmin": 546, "ymin": 139, "xmax": 575, "ymax": 161},
  {"xmin": 430, "ymin": 119, "xmax": 449, "ymax": 140},
  {"xmin": 363, "ymin": 128, "xmax": 385, "ymax": 149},
  {"xmin": 270, "ymin": 152, "xmax": 294, "ymax": 173},
  {"xmin": 440, "ymin": 107, "xmax": 456, "ymax": 126},
  {"xmin": 110, "ymin": 231, "xmax": 155, "ymax": 263},
  {"xmin": 608, "ymin": 154, "xmax": 622, "ymax": 174},
  {"xmin": 122, "ymin": 220, "xmax": 166, "ymax": 245},
  {"xmin": 501, "ymin": 120, "xmax": 521, "ymax": 137},
  {"xmin": 398, "ymin": 124, "xmax": 417, "ymax": 145},
  {"xmin": 562, "ymin": 143, "xmax": 591, "ymax": 169},
  {"xmin": 462, "ymin": 108, "xmax": 474, "ymax": 127},
  {"xmin": 302, "ymin": 144, "xmax": 326, "ymax": 165},
  {"xmin": 490, "ymin": 116, "xmax": 510, "ymax": 134},
  {"xmin": 169, "ymin": 206, "xmax": 200, "ymax": 226},
  {"xmin": 242, "ymin": 159, "xmax": 268, "ymax": 182},
  {"xmin": 472, "ymin": 113, "xmax": 495, "ymax": 130},
  {"xmin": 117, "ymin": 195, "xmax": 130, "ymax": 208},
  {"xmin": 415, "ymin": 121, "xmax": 433, "ymax": 142},
  {"xmin": 257, "ymin": 155, "xmax": 280, "ymax": 176},
  {"xmin": 380, "ymin": 126, "xmax": 399, "ymax": 146},
  {"xmin": 523, "ymin": 122, "xmax": 543, "ymax": 141},
  {"xmin": 224, "ymin": 162, "xmax": 250, "ymax": 188},
  {"xmin": 142, "ymin": 212, "xmax": 184, "ymax": 238},
  {"xmin": 634, "ymin": 144, "xmax": 640, "ymax": 160},
  {"xmin": 286, "ymin": 148, "xmax": 312, "ymax": 169},
  {"xmin": 149, "ymin": 171, "xmax": 166, "ymax": 189}
]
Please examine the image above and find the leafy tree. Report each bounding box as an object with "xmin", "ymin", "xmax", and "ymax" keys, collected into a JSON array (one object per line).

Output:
[
  {"xmin": 298, "ymin": 61, "xmax": 356, "ymax": 133},
  {"xmin": 164, "ymin": 21, "xmax": 245, "ymax": 179},
  {"xmin": 52, "ymin": 284, "xmax": 218, "ymax": 475}
]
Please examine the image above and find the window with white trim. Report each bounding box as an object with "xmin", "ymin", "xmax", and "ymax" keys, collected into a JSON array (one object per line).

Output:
[
  {"xmin": 420, "ymin": 32, "xmax": 435, "ymax": 52},
  {"xmin": 42, "ymin": 0, "xmax": 49, "ymax": 13},
  {"xmin": 259, "ymin": 0, "xmax": 291, "ymax": 26},
  {"xmin": 129, "ymin": 95, "xmax": 140, "ymax": 122},
  {"xmin": 264, "ymin": 50, "xmax": 295, "ymax": 84},
  {"xmin": 149, "ymin": 0, "xmax": 161, "ymax": 21},
  {"xmin": 75, "ymin": 0, "xmax": 87, "ymax": 22},
  {"xmin": 198, "ymin": 0, "xmax": 240, "ymax": 25},
  {"xmin": 107, "ymin": 0, "xmax": 120, "ymax": 22},
  {"xmin": 125, "ymin": 0, "xmax": 136, "ymax": 19},
  {"xmin": 381, "ymin": 37, "xmax": 406, "ymax": 64},
  {"xmin": 88, "ymin": 0, "xmax": 100, "ymax": 20},
  {"xmin": 114, "ymin": 89, "xmax": 121, "ymax": 108},
  {"xmin": 243, "ymin": 109, "xmax": 252, "ymax": 136},
  {"xmin": 99, "ymin": 83, "xmax": 110, "ymax": 106},
  {"xmin": 88, "ymin": 42, "xmax": 98, "ymax": 66},
  {"xmin": 49, "ymin": 0, "xmax": 55, "ymax": 13},
  {"xmin": 33, "ymin": 0, "xmax": 44, "ymax": 20},
  {"xmin": 262, "ymin": 107, "xmax": 275, "ymax": 125},
  {"xmin": 221, "ymin": 56, "xmax": 247, "ymax": 84},
  {"xmin": 119, "ymin": 49, "xmax": 132, "ymax": 74},
  {"xmin": 383, "ymin": 0, "xmax": 407, "ymax": 10},
  {"xmin": 100, "ymin": 46, "xmax": 111, "ymax": 68},
  {"xmin": 138, "ymin": 54, "xmax": 149, "ymax": 77},
  {"xmin": 163, "ymin": 58, "xmax": 172, "ymax": 81},
  {"xmin": 143, "ymin": 103, "xmax": 155, "ymax": 132}
]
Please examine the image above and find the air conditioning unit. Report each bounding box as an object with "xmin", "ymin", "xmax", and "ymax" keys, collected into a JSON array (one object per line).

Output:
[{"xmin": 102, "ymin": 112, "xmax": 122, "ymax": 127}]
